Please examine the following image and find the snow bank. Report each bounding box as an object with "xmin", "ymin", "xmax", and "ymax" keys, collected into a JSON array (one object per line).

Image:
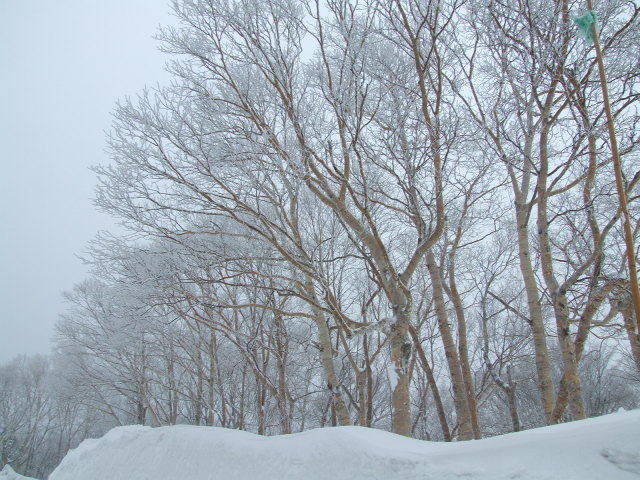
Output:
[
  {"xmin": 0, "ymin": 465, "xmax": 37, "ymax": 480},
  {"xmin": 49, "ymin": 409, "xmax": 640, "ymax": 480}
]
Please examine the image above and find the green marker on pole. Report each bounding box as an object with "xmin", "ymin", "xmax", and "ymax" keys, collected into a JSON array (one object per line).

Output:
[{"xmin": 575, "ymin": 10, "xmax": 597, "ymax": 43}]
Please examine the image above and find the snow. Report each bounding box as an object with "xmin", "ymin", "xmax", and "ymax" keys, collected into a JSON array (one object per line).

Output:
[
  {"xmin": 49, "ymin": 409, "xmax": 640, "ymax": 480},
  {"xmin": 387, "ymin": 363, "xmax": 398, "ymax": 391},
  {"xmin": 0, "ymin": 465, "xmax": 37, "ymax": 480}
]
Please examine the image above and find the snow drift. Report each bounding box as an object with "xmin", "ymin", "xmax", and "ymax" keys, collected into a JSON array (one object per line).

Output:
[{"xmin": 49, "ymin": 409, "xmax": 640, "ymax": 480}]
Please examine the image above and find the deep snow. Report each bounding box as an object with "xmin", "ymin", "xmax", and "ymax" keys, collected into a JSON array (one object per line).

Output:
[{"xmin": 49, "ymin": 409, "xmax": 640, "ymax": 480}]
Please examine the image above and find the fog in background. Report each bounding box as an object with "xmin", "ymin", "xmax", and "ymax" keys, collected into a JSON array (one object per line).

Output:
[{"xmin": 0, "ymin": 1, "xmax": 175, "ymax": 361}]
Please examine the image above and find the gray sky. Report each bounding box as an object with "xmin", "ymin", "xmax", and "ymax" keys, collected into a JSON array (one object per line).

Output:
[{"xmin": 0, "ymin": 1, "xmax": 174, "ymax": 362}]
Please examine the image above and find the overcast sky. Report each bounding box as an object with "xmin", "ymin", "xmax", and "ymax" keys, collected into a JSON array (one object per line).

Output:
[{"xmin": 0, "ymin": 1, "xmax": 175, "ymax": 362}]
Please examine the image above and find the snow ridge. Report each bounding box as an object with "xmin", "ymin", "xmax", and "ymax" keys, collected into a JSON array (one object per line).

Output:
[{"xmin": 49, "ymin": 409, "xmax": 640, "ymax": 480}]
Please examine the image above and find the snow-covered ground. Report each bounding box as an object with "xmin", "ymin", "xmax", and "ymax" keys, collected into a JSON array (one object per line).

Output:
[{"xmin": 48, "ymin": 409, "xmax": 640, "ymax": 480}]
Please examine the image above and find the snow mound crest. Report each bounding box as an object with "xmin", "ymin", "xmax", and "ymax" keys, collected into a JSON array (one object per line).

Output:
[{"xmin": 49, "ymin": 409, "xmax": 640, "ymax": 480}]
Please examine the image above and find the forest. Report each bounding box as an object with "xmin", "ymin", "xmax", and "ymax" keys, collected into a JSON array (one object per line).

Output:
[{"xmin": 2, "ymin": 0, "xmax": 640, "ymax": 478}]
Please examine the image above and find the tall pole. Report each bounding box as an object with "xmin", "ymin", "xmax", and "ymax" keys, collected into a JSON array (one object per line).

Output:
[{"xmin": 585, "ymin": 1, "xmax": 640, "ymax": 332}]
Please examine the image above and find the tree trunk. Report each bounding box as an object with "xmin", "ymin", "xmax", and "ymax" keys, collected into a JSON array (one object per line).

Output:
[
  {"xmin": 364, "ymin": 334, "xmax": 374, "ymax": 427},
  {"xmin": 194, "ymin": 347, "xmax": 204, "ymax": 425},
  {"xmin": 389, "ymin": 305, "xmax": 413, "ymax": 436},
  {"xmin": 426, "ymin": 250, "xmax": 474, "ymax": 440},
  {"xmin": 274, "ymin": 313, "xmax": 291, "ymax": 434},
  {"xmin": 514, "ymin": 200, "xmax": 556, "ymax": 423},
  {"xmin": 506, "ymin": 367, "xmax": 521, "ymax": 432},
  {"xmin": 304, "ymin": 280, "xmax": 352, "ymax": 426},
  {"xmin": 552, "ymin": 281, "xmax": 612, "ymax": 422},
  {"xmin": 357, "ymin": 368, "xmax": 367, "ymax": 426},
  {"xmin": 618, "ymin": 294, "xmax": 640, "ymax": 372},
  {"xmin": 537, "ymin": 121, "xmax": 586, "ymax": 421},
  {"xmin": 448, "ymin": 261, "xmax": 482, "ymax": 438},
  {"xmin": 409, "ymin": 325, "xmax": 452, "ymax": 441}
]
